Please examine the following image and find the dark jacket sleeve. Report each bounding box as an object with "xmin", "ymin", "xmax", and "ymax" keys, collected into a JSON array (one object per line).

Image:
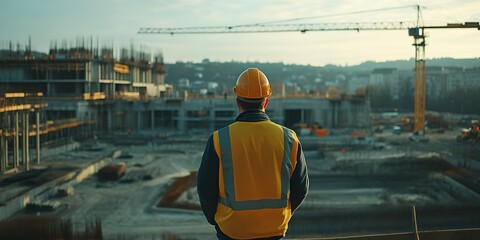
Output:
[
  {"xmin": 197, "ymin": 135, "xmax": 219, "ymax": 225},
  {"xmin": 289, "ymin": 142, "xmax": 309, "ymax": 213}
]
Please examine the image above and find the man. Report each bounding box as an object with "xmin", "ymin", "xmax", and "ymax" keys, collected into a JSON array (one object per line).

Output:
[{"xmin": 197, "ymin": 68, "xmax": 309, "ymax": 239}]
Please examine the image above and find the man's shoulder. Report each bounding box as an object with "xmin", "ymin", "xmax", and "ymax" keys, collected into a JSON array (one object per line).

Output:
[
  {"xmin": 211, "ymin": 125, "xmax": 232, "ymax": 142},
  {"xmin": 277, "ymin": 125, "xmax": 300, "ymax": 142},
  {"xmin": 280, "ymin": 125, "xmax": 295, "ymax": 132},
  {"xmin": 275, "ymin": 124, "xmax": 296, "ymax": 135},
  {"xmin": 214, "ymin": 125, "xmax": 231, "ymax": 134}
]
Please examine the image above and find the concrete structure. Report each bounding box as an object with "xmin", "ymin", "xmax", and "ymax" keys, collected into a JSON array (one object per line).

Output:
[
  {"xmin": 0, "ymin": 43, "xmax": 170, "ymax": 174},
  {"xmin": 0, "ymin": 49, "xmax": 168, "ymax": 100},
  {"xmin": 0, "ymin": 95, "xmax": 371, "ymax": 141},
  {"xmin": 0, "ymin": 95, "xmax": 44, "ymax": 174},
  {"xmin": 0, "ymin": 148, "xmax": 121, "ymax": 221},
  {"xmin": 94, "ymin": 96, "xmax": 371, "ymax": 133},
  {"xmin": 0, "ymin": 43, "xmax": 370, "ymax": 173},
  {"xmin": 1, "ymin": 43, "xmax": 371, "ymax": 139}
]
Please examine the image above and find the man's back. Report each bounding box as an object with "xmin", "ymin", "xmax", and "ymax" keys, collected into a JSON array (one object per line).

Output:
[
  {"xmin": 216, "ymin": 120, "xmax": 289, "ymax": 201},
  {"xmin": 197, "ymin": 68, "xmax": 308, "ymax": 239}
]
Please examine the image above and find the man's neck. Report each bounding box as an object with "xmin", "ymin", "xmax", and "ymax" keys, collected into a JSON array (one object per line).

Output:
[{"xmin": 239, "ymin": 108, "xmax": 265, "ymax": 113}]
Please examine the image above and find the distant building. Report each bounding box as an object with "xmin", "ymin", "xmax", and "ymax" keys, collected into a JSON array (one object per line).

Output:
[
  {"xmin": 349, "ymin": 74, "xmax": 369, "ymax": 95},
  {"xmin": 464, "ymin": 67, "xmax": 480, "ymax": 90},
  {"xmin": 178, "ymin": 78, "xmax": 190, "ymax": 88},
  {"xmin": 370, "ymin": 68, "xmax": 400, "ymax": 100},
  {"xmin": 425, "ymin": 66, "xmax": 447, "ymax": 99},
  {"xmin": 424, "ymin": 66, "xmax": 480, "ymax": 99}
]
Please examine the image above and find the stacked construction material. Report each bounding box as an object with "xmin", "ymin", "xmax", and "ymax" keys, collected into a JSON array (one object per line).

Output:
[
  {"xmin": 26, "ymin": 200, "xmax": 61, "ymax": 212},
  {"xmin": 57, "ymin": 186, "xmax": 74, "ymax": 197},
  {"xmin": 158, "ymin": 171, "xmax": 200, "ymax": 210},
  {"xmin": 97, "ymin": 162, "xmax": 127, "ymax": 181}
]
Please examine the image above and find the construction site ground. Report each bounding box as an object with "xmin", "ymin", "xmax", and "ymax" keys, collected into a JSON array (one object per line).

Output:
[{"xmin": 1, "ymin": 129, "xmax": 480, "ymax": 239}]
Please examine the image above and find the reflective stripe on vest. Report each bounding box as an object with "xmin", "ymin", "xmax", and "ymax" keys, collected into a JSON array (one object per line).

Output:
[{"xmin": 217, "ymin": 126, "xmax": 293, "ymax": 211}]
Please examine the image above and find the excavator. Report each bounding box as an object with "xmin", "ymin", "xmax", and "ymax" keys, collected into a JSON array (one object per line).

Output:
[{"xmin": 457, "ymin": 120, "xmax": 479, "ymax": 146}]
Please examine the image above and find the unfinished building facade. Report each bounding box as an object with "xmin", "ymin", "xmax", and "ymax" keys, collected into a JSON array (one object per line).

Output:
[{"xmin": 0, "ymin": 41, "xmax": 370, "ymax": 136}]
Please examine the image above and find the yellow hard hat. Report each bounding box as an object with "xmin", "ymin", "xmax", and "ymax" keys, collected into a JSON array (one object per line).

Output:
[{"xmin": 233, "ymin": 68, "xmax": 272, "ymax": 99}]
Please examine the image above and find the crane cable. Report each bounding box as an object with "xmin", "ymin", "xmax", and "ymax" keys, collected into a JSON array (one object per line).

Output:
[{"xmin": 234, "ymin": 5, "xmax": 420, "ymax": 27}]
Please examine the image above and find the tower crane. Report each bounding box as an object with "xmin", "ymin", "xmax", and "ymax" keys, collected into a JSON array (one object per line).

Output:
[{"xmin": 138, "ymin": 6, "xmax": 479, "ymax": 134}]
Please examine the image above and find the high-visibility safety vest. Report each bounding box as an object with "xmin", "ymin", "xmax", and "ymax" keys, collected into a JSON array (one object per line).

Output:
[{"xmin": 212, "ymin": 120, "xmax": 299, "ymax": 239}]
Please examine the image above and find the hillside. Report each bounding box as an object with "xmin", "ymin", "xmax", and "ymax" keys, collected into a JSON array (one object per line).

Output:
[{"xmin": 164, "ymin": 58, "xmax": 480, "ymax": 84}]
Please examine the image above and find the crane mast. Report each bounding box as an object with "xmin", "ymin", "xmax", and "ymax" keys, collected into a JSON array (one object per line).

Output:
[
  {"xmin": 410, "ymin": 5, "xmax": 427, "ymax": 134},
  {"xmin": 408, "ymin": 13, "xmax": 479, "ymax": 133}
]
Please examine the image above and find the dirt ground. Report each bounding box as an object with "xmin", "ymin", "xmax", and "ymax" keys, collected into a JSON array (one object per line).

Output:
[{"xmin": 5, "ymin": 129, "xmax": 480, "ymax": 239}]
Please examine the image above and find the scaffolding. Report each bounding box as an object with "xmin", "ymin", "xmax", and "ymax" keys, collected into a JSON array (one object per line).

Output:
[{"xmin": 0, "ymin": 92, "xmax": 96, "ymax": 174}]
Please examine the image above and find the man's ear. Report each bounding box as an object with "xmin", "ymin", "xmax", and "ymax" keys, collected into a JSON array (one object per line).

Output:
[
  {"xmin": 236, "ymin": 98, "xmax": 243, "ymax": 112},
  {"xmin": 263, "ymin": 98, "xmax": 269, "ymax": 109}
]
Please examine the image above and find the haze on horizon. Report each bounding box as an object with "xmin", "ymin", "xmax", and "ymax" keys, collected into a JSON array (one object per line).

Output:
[{"xmin": 1, "ymin": 0, "xmax": 479, "ymax": 66}]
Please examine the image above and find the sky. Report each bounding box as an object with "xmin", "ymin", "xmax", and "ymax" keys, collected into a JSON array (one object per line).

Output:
[{"xmin": 0, "ymin": 0, "xmax": 479, "ymax": 66}]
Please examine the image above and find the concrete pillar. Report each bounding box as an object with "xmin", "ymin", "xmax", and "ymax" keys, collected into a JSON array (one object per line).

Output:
[
  {"xmin": 313, "ymin": 107, "xmax": 321, "ymax": 127},
  {"xmin": 107, "ymin": 109, "xmax": 113, "ymax": 132},
  {"xmin": 46, "ymin": 82, "xmax": 50, "ymax": 96},
  {"xmin": 1, "ymin": 133, "xmax": 5, "ymax": 172},
  {"xmin": 177, "ymin": 108, "xmax": 186, "ymax": 133},
  {"xmin": 209, "ymin": 109, "xmax": 215, "ymax": 131},
  {"xmin": 136, "ymin": 111, "xmax": 141, "ymax": 130},
  {"xmin": 151, "ymin": 110, "xmax": 154, "ymax": 131},
  {"xmin": 4, "ymin": 128, "xmax": 7, "ymax": 168},
  {"xmin": 124, "ymin": 109, "xmax": 133, "ymax": 131},
  {"xmin": 365, "ymin": 100, "xmax": 371, "ymax": 128},
  {"xmin": 25, "ymin": 112, "xmax": 30, "ymax": 171},
  {"xmin": 334, "ymin": 102, "xmax": 340, "ymax": 128},
  {"xmin": 13, "ymin": 112, "xmax": 19, "ymax": 169},
  {"xmin": 300, "ymin": 109, "xmax": 305, "ymax": 124},
  {"xmin": 36, "ymin": 111, "xmax": 40, "ymax": 164},
  {"xmin": 22, "ymin": 112, "xmax": 27, "ymax": 169},
  {"xmin": 22, "ymin": 112, "xmax": 25, "ymax": 167},
  {"xmin": 112, "ymin": 82, "xmax": 116, "ymax": 99},
  {"xmin": 278, "ymin": 100, "xmax": 285, "ymax": 125},
  {"xmin": 347, "ymin": 102, "xmax": 354, "ymax": 128},
  {"xmin": 330, "ymin": 101, "xmax": 338, "ymax": 129}
]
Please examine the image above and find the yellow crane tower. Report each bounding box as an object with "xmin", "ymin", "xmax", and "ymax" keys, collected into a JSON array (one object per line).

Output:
[
  {"xmin": 138, "ymin": 5, "xmax": 479, "ymax": 135},
  {"xmin": 407, "ymin": 5, "xmax": 479, "ymax": 134}
]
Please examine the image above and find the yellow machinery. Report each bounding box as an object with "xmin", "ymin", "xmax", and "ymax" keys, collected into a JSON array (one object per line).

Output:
[{"xmin": 457, "ymin": 120, "xmax": 480, "ymax": 146}]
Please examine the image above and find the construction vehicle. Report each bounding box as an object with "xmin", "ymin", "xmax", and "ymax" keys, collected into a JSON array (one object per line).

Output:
[
  {"xmin": 294, "ymin": 122, "xmax": 328, "ymax": 137},
  {"xmin": 310, "ymin": 122, "xmax": 328, "ymax": 137},
  {"xmin": 457, "ymin": 120, "xmax": 480, "ymax": 146}
]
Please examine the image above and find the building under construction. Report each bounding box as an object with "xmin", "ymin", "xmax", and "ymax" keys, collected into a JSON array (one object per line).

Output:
[
  {"xmin": 0, "ymin": 41, "xmax": 370, "ymax": 176},
  {"xmin": 0, "ymin": 41, "xmax": 370, "ymax": 130}
]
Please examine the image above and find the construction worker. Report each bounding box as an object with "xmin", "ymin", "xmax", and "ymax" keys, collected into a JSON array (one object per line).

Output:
[{"xmin": 197, "ymin": 68, "xmax": 309, "ymax": 239}]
